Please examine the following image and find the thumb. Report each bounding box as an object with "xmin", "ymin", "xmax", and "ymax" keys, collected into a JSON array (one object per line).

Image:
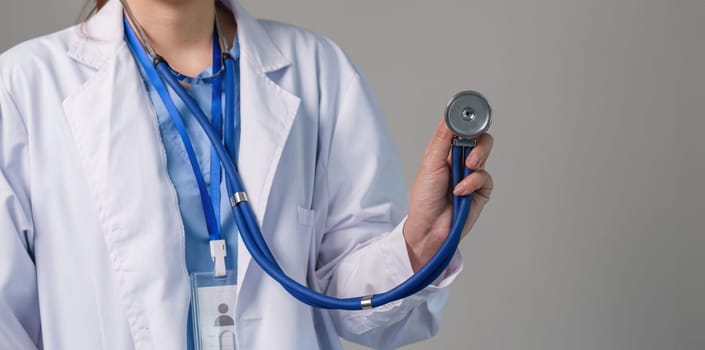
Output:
[{"xmin": 422, "ymin": 118, "xmax": 454, "ymax": 170}]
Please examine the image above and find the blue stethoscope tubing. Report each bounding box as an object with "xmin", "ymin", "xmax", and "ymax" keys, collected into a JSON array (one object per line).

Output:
[{"xmin": 124, "ymin": 17, "xmax": 474, "ymax": 310}]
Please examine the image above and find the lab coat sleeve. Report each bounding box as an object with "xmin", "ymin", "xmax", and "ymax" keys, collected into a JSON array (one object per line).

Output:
[
  {"xmin": 314, "ymin": 70, "xmax": 463, "ymax": 349},
  {"xmin": 0, "ymin": 79, "xmax": 41, "ymax": 349}
]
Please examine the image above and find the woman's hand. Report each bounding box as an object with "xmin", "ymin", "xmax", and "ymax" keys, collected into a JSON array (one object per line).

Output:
[{"xmin": 403, "ymin": 118, "xmax": 494, "ymax": 272}]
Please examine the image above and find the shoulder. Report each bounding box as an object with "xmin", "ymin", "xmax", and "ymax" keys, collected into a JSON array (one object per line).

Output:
[
  {"xmin": 0, "ymin": 26, "xmax": 76, "ymax": 74},
  {"xmin": 0, "ymin": 24, "xmax": 92, "ymax": 115},
  {"xmin": 256, "ymin": 19, "xmax": 361, "ymax": 82},
  {"xmin": 0, "ymin": 26, "xmax": 77, "ymax": 91},
  {"xmin": 257, "ymin": 19, "xmax": 342, "ymax": 53}
]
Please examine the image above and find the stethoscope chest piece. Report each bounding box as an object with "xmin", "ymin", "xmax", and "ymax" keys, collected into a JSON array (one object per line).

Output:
[{"xmin": 445, "ymin": 91, "xmax": 491, "ymax": 141}]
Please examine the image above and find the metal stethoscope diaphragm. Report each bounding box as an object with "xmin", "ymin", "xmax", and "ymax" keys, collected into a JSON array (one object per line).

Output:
[{"xmin": 445, "ymin": 91, "xmax": 492, "ymax": 146}]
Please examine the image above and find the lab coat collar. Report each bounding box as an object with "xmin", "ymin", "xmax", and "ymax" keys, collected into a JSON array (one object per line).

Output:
[
  {"xmin": 69, "ymin": 0, "xmax": 291, "ymax": 74},
  {"xmin": 63, "ymin": 0, "xmax": 301, "ymax": 340}
]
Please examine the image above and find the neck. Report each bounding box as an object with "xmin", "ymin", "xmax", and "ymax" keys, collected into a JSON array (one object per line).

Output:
[{"xmin": 124, "ymin": 0, "xmax": 236, "ymax": 77}]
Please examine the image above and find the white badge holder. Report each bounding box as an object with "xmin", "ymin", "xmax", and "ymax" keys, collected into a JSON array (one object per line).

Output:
[{"xmin": 191, "ymin": 240, "xmax": 238, "ymax": 350}]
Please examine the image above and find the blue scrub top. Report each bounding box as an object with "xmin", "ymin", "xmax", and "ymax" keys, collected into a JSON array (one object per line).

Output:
[{"xmin": 127, "ymin": 40, "xmax": 240, "ymax": 349}]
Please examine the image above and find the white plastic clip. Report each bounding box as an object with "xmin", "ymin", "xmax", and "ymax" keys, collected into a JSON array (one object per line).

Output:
[{"xmin": 210, "ymin": 239, "xmax": 227, "ymax": 277}]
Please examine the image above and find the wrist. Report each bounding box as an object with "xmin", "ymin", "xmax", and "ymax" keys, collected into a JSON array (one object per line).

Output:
[{"xmin": 402, "ymin": 219, "xmax": 431, "ymax": 273}]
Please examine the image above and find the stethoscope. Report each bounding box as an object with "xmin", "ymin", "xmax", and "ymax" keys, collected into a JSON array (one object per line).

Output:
[{"xmin": 121, "ymin": 0, "xmax": 491, "ymax": 311}]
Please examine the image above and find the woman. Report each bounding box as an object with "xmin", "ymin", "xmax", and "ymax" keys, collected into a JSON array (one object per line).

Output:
[{"xmin": 0, "ymin": 0, "xmax": 494, "ymax": 349}]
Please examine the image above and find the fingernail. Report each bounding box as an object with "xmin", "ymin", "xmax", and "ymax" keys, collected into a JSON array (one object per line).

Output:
[
  {"xmin": 468, "ymin": 154, "xmax": 479, "ymax": 168},
  {"xmin": 453, "ymin": 185, "xmax": 463, "ymax": 196}
]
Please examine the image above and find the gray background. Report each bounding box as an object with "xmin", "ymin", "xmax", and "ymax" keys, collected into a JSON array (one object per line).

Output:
[{"xmin": 2, "ymin": 0, "xmax": 703, "ymax": 349}]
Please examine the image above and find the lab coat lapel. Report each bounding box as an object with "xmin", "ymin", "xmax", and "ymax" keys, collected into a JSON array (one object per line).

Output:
[
  {"xmin": 229, "ymin": 1, "xmax": 302, "ymax": 288},
  {"xmin": 62, "ymin": 0, "xmax": 302, "ymax": 336},
  {"xmin": 62, "ymin": 1, "xmax": 190, "ymax": 348}
]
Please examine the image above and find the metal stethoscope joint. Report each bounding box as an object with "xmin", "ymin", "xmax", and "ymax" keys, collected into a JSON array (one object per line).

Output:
[{"xmin": 445, "ymin": 90, "xmax": 492, "ymax": 147}]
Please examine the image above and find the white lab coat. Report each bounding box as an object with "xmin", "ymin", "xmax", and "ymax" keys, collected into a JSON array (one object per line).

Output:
[{"xmin": 0, "ymin": 0, "xmax": 462, "ymax": 349}]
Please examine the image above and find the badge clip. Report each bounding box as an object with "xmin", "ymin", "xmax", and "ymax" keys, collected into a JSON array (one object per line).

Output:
[{"xmin": 210, "ymin": 239, "xmax": 228, "ymax": 277}]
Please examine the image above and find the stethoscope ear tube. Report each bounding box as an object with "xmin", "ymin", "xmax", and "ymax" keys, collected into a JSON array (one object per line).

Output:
[
  {"xmin": 159, "ymin": 54, "xmax": 476, "ymax": 308},
  {"xmin": 130, "ymin": 3, "xmax": 481, "ymax": 307},
  {"xmin": 159, "ymin": 59, "xmax": 479, "ymax": 308}
]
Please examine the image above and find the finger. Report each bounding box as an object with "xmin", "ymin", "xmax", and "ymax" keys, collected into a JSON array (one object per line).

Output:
[
  {"xmin": 465, "ymin": 133, "xmax": 494, "ymax": 170},
  {"xmin": 453, "ymin": 170, "xmax": 493, "ymax": 196},
  {"xmin": 422, "ymin": 118, "xmax": 455, "ymax": 170}
]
